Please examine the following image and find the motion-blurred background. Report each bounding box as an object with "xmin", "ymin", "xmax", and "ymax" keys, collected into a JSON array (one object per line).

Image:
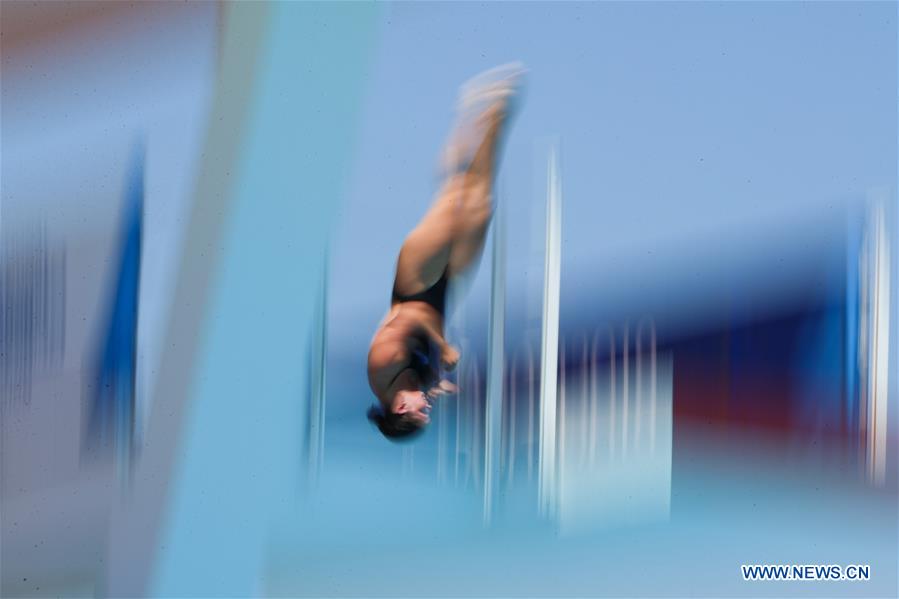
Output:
[{"xmin": 1, "ymin": 2, "xmax": 897, "ymax": 597}]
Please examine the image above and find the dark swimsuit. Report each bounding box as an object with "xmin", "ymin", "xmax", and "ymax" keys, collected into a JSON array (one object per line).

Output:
[
  {"xmin": 390, "ymin": 270, "xmax": 449, "ymax": 387},
  {"xmin": 391, "ymin": 270, "xmax": 449, "ymax": 317}
]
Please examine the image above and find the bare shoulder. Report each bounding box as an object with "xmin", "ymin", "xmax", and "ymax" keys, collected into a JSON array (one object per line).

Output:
[
  {"xmin": 367, "ymin": 331, "xmax": 410, "ymax": 398},
  {"xmin": 368, "ymin": 309, "xmax": 412, "ymax": 371},
  {"xmin": 368, "ymin": 335, "xmax": 409, "ymax": 369},
  {"xmin": 367, "ymin": 301, "xmax": 440, "ymax": 376}
]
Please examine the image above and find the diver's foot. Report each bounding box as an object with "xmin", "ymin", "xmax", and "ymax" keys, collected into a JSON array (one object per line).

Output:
[
  {"xmin": 441, "ymin": 64, "xmax": 525, "ymax": 176},
  {"xmin": 457, "ymin": 62, "xmax": 527, "ymax": 116}
]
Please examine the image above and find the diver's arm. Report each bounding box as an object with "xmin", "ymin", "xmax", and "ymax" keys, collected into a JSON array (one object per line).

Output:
[{"xmin": 417, "ymin": 319, "xmax": 459, "ymax": 371}]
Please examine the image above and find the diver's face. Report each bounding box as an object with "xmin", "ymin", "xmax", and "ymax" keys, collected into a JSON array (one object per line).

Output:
[{"xmin": 392, "ymin": 389, "xmax": 432, "ymax": 426}]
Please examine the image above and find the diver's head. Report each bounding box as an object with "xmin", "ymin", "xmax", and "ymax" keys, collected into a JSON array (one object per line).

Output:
[{"xmin": 367, "ymin": 389, "xmax": 430, "ymax": 441}]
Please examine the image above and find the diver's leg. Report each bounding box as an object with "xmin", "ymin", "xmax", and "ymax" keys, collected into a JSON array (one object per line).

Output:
[
  {"xmin": 445, "ymin": 99, "xmax": 508, "ymax": 278},
  {"xmin": 393, "ymin": 101, "xmax": 507, "ymax": 297},
  {"xmin": 394, "ymin": 68, "xmax": 521, "ymax": 297},
  {"xmin": 392, "ymin": 175, "xmax": 464, "ymax": 298}
]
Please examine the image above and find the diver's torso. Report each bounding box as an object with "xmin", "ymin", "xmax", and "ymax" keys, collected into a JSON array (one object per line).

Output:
[{"xmin": 367, "ymin": 302, "xmax": 443, "ymax": 399}]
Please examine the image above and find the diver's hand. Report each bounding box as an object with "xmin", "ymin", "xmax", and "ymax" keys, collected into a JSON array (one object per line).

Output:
[
  {"xmin": 441, "ymin": 345, "xmax": 460, "ymax": 371},
  {"xmin": 427, "ymin": 379, "xmax": 458, "ymax": 399}
]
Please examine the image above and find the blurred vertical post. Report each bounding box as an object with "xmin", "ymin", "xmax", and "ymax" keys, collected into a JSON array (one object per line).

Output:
[
  {"xmin": 484, "ymin": 186, "xmax": 506, "ymax": 525},
  {"xmin": 861, "ymin": 190, "xmax": 891, "ymax": 487},
  {"xmin": 538, "ymin": 145, "xmax": 561, "ymax": 517},
  {"xmin": 306, "ymin": 249, "xmax": 328, "ymax": 486}
]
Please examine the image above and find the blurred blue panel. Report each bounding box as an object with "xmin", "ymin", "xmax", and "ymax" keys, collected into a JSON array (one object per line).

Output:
[
  {"xmin": 86, "ymin": 145, "xmax": 143, "ymax": 465},
  {"xmin": 150, "ymin": 4, "xmax": 381, "ymax": 595},
  {"xmin": 845, "ymin": 206, "xmax": 862, "ymax": 442}
]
